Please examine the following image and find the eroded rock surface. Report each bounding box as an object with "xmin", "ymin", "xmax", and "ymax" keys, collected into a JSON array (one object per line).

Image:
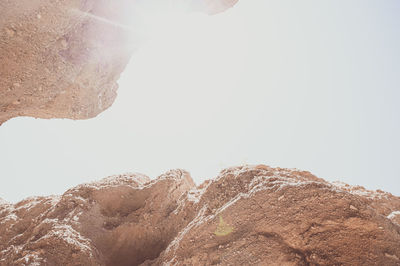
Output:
[
  {"xmin": 0, "ymin": 0, "xmax": 133, "ymax": 125},
  {"xmin": 1, "ymin": 165, "xmax": 400, "ymax": 265},
  {"xmin": 0, "ymin": 170, "xmax": 195, "ymax": 265},
  {"xmin": 0, "ymin": 0, "xmax": 238, "ymax": 125}
]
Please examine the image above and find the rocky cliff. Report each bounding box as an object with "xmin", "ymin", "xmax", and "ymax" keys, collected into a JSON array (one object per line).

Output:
[
  {"xmin": 1, "ymin": 165, "xmax": 400, "ymax": 265},
  {"xmin": 0, "ymin": 0, "xmax": 238, "ymax": 125}
]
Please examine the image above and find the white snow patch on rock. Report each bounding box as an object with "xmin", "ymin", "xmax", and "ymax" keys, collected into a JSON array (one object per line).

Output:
[
  {"xmin": 72, "ymin": 173, "xmax": 150, "ymax": 191},
  {"xmin": 0, "ymin": 197, "xmax": 8, "ymax": 205},
  {"xmin": 15, "ymin": 197, "xmax": 43, "ymax": 212},
  {"xmin": 0, "ymin": 212, "xmax": 18, "ymax": 224},
  {"xmin": 19, "ymin": 252, "xmax": 43, "ymax": 266},
  {"xmin": 187, "ymin": 185, "xmax": 209, "ymax": 204},
  {"xmin": 166, "ymin": 205, "xmax": 208, "ymax": 253},
  {"xmin": 0, "ymin": 244, "xmax": 24, "ymax": 257},
  {"xmin": 330, "ymin": 181, "xmax": 389, "ymax": 199},
  {"xmin": 387, "ymin": 211, "xmax": 400, "ymax": 220},
  {"xmin": 37, "ymin": 223, "xmax": 93, "ymax": 254}
]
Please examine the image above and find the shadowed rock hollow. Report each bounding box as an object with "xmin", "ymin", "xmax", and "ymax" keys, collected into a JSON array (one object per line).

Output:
[
  {"xmin": 1, "ymin": 165, "xmax": 400, "ymax": 265},
  {"xmin": 0, "ymin": 0, "xmax": 238, "ymax": 125}
]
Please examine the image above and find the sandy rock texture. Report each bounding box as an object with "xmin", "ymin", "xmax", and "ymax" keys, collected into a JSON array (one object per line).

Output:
[
  {"xmin": 0, "ymin": 0, "xmax": 238, "ymax": 125},
  {"xmin": 1, "ymin": 165, "xmax": 400, "ymax": 265},
  {"xmin": 0, "ymin": 170, "xmax": 195, "ymax": 265},
  {"xmin": 0, "ymin": 0, "xmax": 134, "ymax": 125}
]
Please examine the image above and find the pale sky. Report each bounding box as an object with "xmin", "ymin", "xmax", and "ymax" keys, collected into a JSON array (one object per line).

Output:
[{"xmin": 1, "ymin": 0, "xmax": 400, "ymax": 203}]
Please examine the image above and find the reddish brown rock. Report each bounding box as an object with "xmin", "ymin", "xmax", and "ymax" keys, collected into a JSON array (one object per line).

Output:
[
  {"xmin": 0, "ymin": 0, "xmax": 133, "ymax": 125},
  {"xmin": 0, "ymin": 170, "xmax": 195, "ymax": 265},
  {"xmin": 153, "ymin": 166, "xmax": 400, "ymax": 265},
  {"xmin": 1, "ymin": 165, "xmax": 400, "ymax": 265},
  {"xmin": 0, "ymin": 0, "xmax": 239, "ymax": 125}
]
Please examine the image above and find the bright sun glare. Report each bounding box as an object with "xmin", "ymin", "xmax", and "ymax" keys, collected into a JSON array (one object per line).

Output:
[
  {"xmin": 2, "ymin": 1, "xmax": 400, "ymax": 203},
  {"xmin": 72, "ymin": 0, "xmax": 193, "ymax": 38},
  {"xmin": 118, "ymin": 0, "xmax": 203, "ymax": 43}
]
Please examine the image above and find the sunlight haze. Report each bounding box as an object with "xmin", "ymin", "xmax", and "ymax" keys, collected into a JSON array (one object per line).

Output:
[{"xmin": 1, "ymin": 0, "xmax": 400, "ymax": 202}]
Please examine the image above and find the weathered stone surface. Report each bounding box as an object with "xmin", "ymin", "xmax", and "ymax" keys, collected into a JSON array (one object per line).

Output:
[
  {"xmin": 0, "ymin": 170, "xmax": 195, "ymax": 265},
  {"xmin": 0, "ymin": 0, "xmax": 239, "ymax": 125},
  {"xmin": 1, "ymin": 165, "xmax": 400, "ymax": 265},
  {"xmin": 0, "ymin": 0, "xmax": 133, "ymax": 125}
]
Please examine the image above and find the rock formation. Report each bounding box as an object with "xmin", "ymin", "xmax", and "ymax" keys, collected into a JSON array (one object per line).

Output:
[
  {"xmin": 1, "ymin": 165, "xmax": 400, "ymax": 265},
  {"xmin": 0, "ymin": 0, "xmax": 238, "ymax": 125}
]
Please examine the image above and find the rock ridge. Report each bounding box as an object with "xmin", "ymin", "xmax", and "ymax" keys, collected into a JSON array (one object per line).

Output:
[{"xmin": 1, "ymin": 165, "xmax": 400, "ymax": 265}]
